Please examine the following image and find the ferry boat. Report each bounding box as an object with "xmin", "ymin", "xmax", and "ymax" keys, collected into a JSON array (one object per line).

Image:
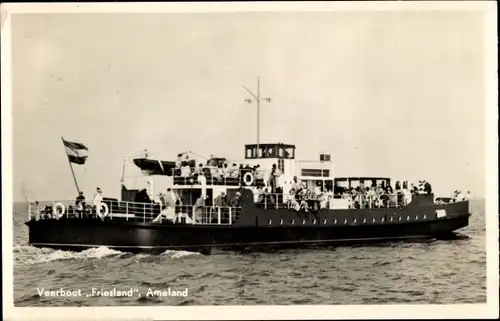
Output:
[{"xmin": 25, "ymin": 142, "xmax": 471, "ymax": 255}]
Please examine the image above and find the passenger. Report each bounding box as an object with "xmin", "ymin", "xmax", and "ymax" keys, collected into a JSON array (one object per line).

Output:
[
  {"xmin": 165, "ymin": 188, "xmax": 175, "ymax": 207},
  {"xmin": 386, "ymin": 183, "xmax": 394, "ymax": 194},
  {"xmin": 208, "ymin": 155, "xmax": 217, "ymax": 167},
  {"xmin": 411, "ymin": 183, "xmax": 418, "ymax": 194},
  {"xmin": 159, "ymin": 192, "xmax": 167, "ymax": 210},
  {"xmin": 93, "ymin": 187, "xmax": 103, "ymax": 215},
  {"xmin": 366, "ymin": 187, "xmax": 375, "ymax": 208},
  {"xmin": 256, "ymin": 187, "xmax": 265, "ymax": 203},
  {"xmin": 175, "ymin": 154, "xmax": 183, "ymax": 169},
  {"xmin": 299, "ymin": 186, "xmax": 310, "ymax": 212},
  {"xmin": 194, "ymin": 163, "xmax": 204, "ymax": 176},
  {"xmin": 229, "ymin": 163, "xmax": 239, "ymax": 179},
  {"xmin": 214, "ymin": 192, "xmax": 227, "ymax": 207},
  {"xmin": 403, "ymin": 185, "xmax": 412, "ymax": 205},
  {"xmin": 75, "ymin": 191, "xmax": 86, "ymax": 214},
  {"xmin": 291, "ymin": 176, "xmax": 300, "ymax": 193},
  {"xmin": 424, "ymin": 181, "xmax": 432, "ymax": 195},
  {"xmin": 319, "ymin": 191, "xmax": 328, "ymax": 209},
  {"xmin": 193, "ymin": 195, "xmax": 206, "ymax": 223},
  {"xmin": 269, "ymin": 164, "xmax": 282, "ymax": 193},
  {"xmin": 220, "ymin": 163, "xmax": 229, "ymax": 179},
  {"xmin": 229, "ymin": 191, "xmax": 241, "ymax": 208},
  {"xmin": 180, "ymin": 163, "xmax": 191, "ymax": 178}
]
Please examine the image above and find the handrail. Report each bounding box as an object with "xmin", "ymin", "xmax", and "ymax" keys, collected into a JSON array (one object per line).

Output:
[
  {"xmin": 254, "ymin": 190, "xmax": 441, "ymax": 209},
  {"xmin": 27, "ymin": 199, "xmax": 242, "ymax": 225}
]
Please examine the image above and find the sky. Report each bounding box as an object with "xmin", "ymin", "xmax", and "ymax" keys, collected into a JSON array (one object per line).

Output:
[{"xmin": 10, "ymin": 10, "xmax": 486, "ymax": 201}]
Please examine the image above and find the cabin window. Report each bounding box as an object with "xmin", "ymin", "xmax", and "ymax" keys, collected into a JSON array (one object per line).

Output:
[
  {"xmin": 278, "ymin": 148, "xmax": 284, "ymax": 157},
  {"xmin": 415, "ymin": 215, "xmax": 418, "ymax": 219},
  {"xmin": 278, "ymin": 159, "xmax": 284, "ymax": 173},
  {"xmin": 372, "ymin": 217, "xmax": 376, "ymax": 223},
  {"xmin": 354, "ymin": 218, "xmax": 357, "ymax": 224},
  {"xmin": 280, "ymin": 219, "xmax": 283, "ymax": 225},
  {"xmin": 363, "ymin": 218, "xmax": 366, "ymax": 223},
  {"xmin": 323, "ymin": 219, "xmax": 327, "ymax": 224},
  {"xmin": 313, "ymin": 219, "xmax": 317, "ymax": 224},
  {"xmin": 301, "ymin": 169, "xmax": 330, "ymax": 177},
  {"xmin": 246, "ymin": 148, "xmax": 252, "ymax": 158},
  {"xmin": 302, "ymin": 219, "xmax": 306, "ymax": 225},
  {"xmin": 268, "ymin": 219, "xmax": 272, "ymax": 225},
  {"xmin": 423, "ymin": 214, "xmax": 427, "ymax": 219},
  {"xmin": 284, "ymin": 147, "xmax": 294, "ymax": 159},
  {"xmin": 406, "ymin": 216, "xmax": 410, "ymax": 220},
  {"xmin": 398, "ymin": 216, "xmax": 402, "ymax": 221},
  {"xmin": 291, "ymin": 219, "xmax": 295, "ymax": 225},
  {"xmin": 334, "ymin": 219, "xmax": 337, "ymax": 224},
  {"xmin": 381, "ymin": 217, "xmax": 385, "ymax": 222}
]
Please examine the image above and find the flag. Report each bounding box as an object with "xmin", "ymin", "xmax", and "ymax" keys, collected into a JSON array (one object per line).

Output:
[{"xmin": 62, "ymin": 139, "xmax": 88, "ymax": 165}]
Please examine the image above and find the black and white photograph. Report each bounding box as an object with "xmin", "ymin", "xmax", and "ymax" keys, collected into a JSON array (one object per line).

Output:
[{"xmin": 2, "ymin": 2, "xmax": 498, "ymax": 320}]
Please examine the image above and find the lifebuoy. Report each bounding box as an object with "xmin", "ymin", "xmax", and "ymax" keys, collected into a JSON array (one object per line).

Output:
[
  {"xmin": 243, "ymin": 172, "xmax": 254, "ymax": 186},
  {"xmin": 52, "ymin": 202, "xmax": 66, "ymax": 219},
  {"xmin": 97, "ymin": 203, "xmax": 109, "ymax": 219}
]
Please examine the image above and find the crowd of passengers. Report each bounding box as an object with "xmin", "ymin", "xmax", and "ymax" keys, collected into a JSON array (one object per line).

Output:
[
  {"xmin": 174, "ymin": 153, "xmax": 267, "ymax": 183},
  {"xmin": 254, "ymin": 177, "xmax": 435, "ymax": 212}
]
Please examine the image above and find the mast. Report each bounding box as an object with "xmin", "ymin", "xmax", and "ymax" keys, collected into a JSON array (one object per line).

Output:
[{"xmin": 243, "ymin": 77, "xmax": 272, "ymax": 158}]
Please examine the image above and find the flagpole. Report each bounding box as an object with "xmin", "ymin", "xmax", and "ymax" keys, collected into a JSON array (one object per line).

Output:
[{"xmin": 61, "ymin": 137, "xmax": 81, "ymax": 194}]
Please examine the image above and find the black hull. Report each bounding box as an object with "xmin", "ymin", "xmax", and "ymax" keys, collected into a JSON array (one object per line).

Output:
[{"xmin": 26, "ymin": 210, "xmax": 470, "ymax": 255}]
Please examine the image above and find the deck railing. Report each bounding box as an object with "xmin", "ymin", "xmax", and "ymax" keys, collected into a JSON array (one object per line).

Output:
[
  {"xmin": 27, "ymin": 199, "xmax": 241, "ymax": 225},
  {"xmin": 171, "ymin": 167, "xmax": 267, "ymax": 186},
  {"xmin": 254, "ymin": 191, "xmax": 441, "ymax": 210}
]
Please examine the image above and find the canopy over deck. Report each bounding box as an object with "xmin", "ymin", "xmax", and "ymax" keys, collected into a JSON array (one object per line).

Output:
[{"xmin": 133, "ymin": 158, "xmax": 176, "ymax": 176}]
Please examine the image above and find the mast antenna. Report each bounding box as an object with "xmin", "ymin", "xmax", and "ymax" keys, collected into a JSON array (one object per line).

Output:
[{"xmin": 243, "ymin": 77, "xmax": 272, "ymax": 159}]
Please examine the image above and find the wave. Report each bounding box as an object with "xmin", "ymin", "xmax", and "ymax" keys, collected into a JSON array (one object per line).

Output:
[
  {"xmin": 14, "ymin": 245, "xmax": 202, "ymax": 265},
  {"xmin": 160, "ymin": 249, "xmax": 202, "ymax": 259},
  {"xmin": 14, "ymin": 245, "xmax": 127, "ymax": 265}
]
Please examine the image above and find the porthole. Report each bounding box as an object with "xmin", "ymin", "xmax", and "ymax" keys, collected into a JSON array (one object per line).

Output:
[
  {"xmin": 334, "ymin": 219, "xmax": 337, "ymax": 224},
  {"xmin": 381, "ymin": 217, "xmax": 385, "ymax": 222},
  {"xmin": 344, "ymin": 218, "xmax": 347, "ymax": 224},
  {"xmin": 423, "ymin": 214, "xmax": 427, "ymax": 219},
  {"xmin": 268, "ymin": 220, "xmax": 272, "ymax": 225},
  {"xmin": 291, "ymin": 219, "xmax": 295, "ymax": 225},
  {"xmin": 302, "ymin": 219, "xmax": 306, "ymax": 224},
  {"xmin": 398, "ymin": 216, "xmax": 402, "ymax": 221},
  {"xmin": 354, "ymin": 218, "xmax": 357, "ymax": 224},
  {"xmin": 313, "ymin": 219, "xmax": 317, "ymax": 224},
  {"xmin": 323, "ymin": 219, "xmax": 327, "ymax": 224},
  {"xmin": 390, "ymin": 217, "xmax": 393, "ymax": 222},
  {"xmin": 280, "ymin": 219, "xmax": 283, "ymax": 225},
  {"xmin": 372, "ymin": 217, "xmax": 376, "ymax": 223},
  {"xmin": 415, "ymin": 215, "xmax": 418, "ymax": 219},
  {"xmin": 406, "ymin": 216, "xmax": 410, "ymax": 221},
  {"xmin": 363, "ymin": 218, "xmax": 366, "ymax": 223}
]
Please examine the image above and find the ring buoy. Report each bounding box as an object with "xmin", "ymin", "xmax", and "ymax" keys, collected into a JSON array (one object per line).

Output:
[
  {"xmin": 243, "ymin": 172, "xmax": 254, "ymax": 186},
  {"xmin": 97, "ymin": 203, "xmax": 109, "ymax": 219},
  {"xmin": 52, "ymin": 202, "xmax": 66, "ymax": 219}
]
